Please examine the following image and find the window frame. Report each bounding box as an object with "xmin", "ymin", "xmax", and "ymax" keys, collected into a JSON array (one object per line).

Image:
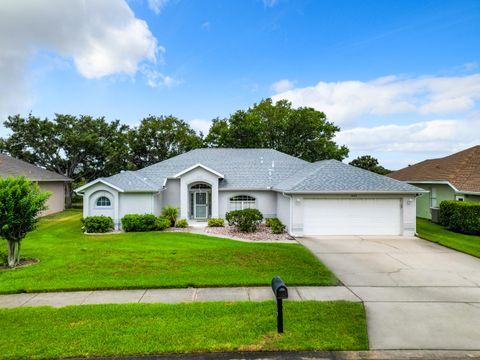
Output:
[
  {"xmin": 95, "ymin": 196, "xmax": 112, "ymax": 208},
  {"xmin": 229, "ymin": 195, "xmax": 256, "ymax": 211}
]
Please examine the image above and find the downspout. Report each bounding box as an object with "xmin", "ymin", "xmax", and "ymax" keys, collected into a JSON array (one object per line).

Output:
[{"xmin": 282, "ymin": 192, "xmax": 293, "ymax": 236}]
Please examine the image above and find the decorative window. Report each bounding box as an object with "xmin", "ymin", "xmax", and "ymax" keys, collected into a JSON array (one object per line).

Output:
[
  {"xmin": 229, "ymin": 195, "xmax": 256, "ymax": 210},
  {"xmin": 190, "ymin": 183, "xmax": 211, "ymax": 190},
  {"xmin": 96, "ymin": 196, "xmax": 111, "ymax": 207}
]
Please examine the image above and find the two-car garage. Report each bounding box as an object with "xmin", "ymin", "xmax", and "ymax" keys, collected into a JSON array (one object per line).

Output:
[{"xmin": 302, "ymin": 198, "xmax": 403, "ymax": 236}]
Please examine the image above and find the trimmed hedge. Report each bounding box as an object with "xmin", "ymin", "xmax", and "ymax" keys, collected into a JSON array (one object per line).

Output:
[
  {"xmin": 155, "ymin": 217, "xmax": 171, "ymax": 230},
  {"xmin": 208, "ymin": 218, "xmax": 224, "ymax": 227},
  {"xmin": 82, "ymin": 216, "xmax": 114, "ymax": 233},
  {"xmin": 439, "ymin": 200, "xmax": 480, "ymax": 235},
  {"xmin": 176, "ymin": 219, "xmax": 189, "ymax": 228},
  {"xmin": 121, "ymin": 214, "xmax": 158, "ymax": 232},
  {"xmin": 225, "ymin": 208, "xmax": 263, "ymax": 232}
]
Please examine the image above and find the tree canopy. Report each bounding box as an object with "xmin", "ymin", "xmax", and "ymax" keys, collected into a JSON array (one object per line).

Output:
[
  {"xmin": 204, "ymin": 98, "xmax": 349, "ymax": 162},
  {"xmin": 349, "ymin": 155, "xmax": 391, "ymax": 175},
  {"xmin": 128, "ymin": 116, "xmax": 203, "ymax": 168},
  {"xmin": 0, "ymin": 114, "xmax": 130, "ymax": 207}
]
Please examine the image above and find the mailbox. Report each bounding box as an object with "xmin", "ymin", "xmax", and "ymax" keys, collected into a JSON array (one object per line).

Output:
[
  {"xmin": 271, "ymin": 276, "xmax": 288, "ymax": 333},
  {"xmin": 271, "ymin": 276, "xmax": 288, "ymax": 299}
]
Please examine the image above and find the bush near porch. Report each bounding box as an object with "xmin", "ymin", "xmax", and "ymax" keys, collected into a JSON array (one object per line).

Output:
[{"xmin": 0, "ymin": 210, "xmax": 337, "ymax": 293}]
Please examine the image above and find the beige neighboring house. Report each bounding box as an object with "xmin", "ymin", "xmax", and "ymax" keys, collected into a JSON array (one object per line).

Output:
[{"xmin": 0, "ymin": 154, "xmax": 71, "ymax": 215}]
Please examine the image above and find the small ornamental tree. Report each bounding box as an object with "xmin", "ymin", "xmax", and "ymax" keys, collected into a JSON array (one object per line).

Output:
[{"xmin": 0, "ymin": 177, "xmax": 50, "ymax": 267}]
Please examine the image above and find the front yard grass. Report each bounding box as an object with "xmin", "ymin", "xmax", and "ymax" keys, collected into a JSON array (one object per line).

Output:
[
  {"xmin": 0, "ymin": 301, "xmax": 368, "ymax": 359},
  {"xmin": 0, "ymin": 210, "xmax": 337, "ymax": 293},
  {"xmin": 417, "ymin": 217, "xmax": 480, "ymax": 258}
]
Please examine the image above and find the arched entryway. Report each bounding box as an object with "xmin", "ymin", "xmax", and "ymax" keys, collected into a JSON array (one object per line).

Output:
[{"xmin": 189, "ymin": 183, "xmax": 212, "ymax": 220}]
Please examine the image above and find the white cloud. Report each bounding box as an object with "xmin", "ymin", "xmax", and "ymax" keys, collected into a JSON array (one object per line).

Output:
[
  {"xmin": 142, "ymin": 66, "xmax": 182, "ymax": 88},
  {"xmin": 271, "ymin": 79, "xmax": 295, "ymax": 93},
  {"xmin": 0, "ymin": 0, "xmax": 160, "ymax": 117},
  {"xmin": 148, "ymin": 0, "xmax": 169, "ymax": 14},
  {"xmin": 189, "ymin": 119, "xmax": 212, "ymax": 135},
  {"xmin": 272, "ymin": 73, "xmax": 480, "ymax": 125},
  {"xmin": 335, "ymin": 117, "xmax": 480, "ymax": 154}
]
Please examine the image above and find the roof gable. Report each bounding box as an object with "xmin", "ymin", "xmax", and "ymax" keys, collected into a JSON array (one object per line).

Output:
[{"xmin": 173, "ymin": 163, "xmax": 224, "ymax": 178}]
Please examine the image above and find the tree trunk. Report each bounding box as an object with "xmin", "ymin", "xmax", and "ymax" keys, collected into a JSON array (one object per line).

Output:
[
  {"xmin": 7, "ymin": 241, "xmax": 20, "ymax": 267},
  {"xmin": 65, "ymin": 182, "xmax": 73, "ymax": 209}
]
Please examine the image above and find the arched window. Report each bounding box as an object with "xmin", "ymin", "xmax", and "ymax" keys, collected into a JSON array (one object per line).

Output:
[
  {"xmin": 229, "ymin": 195, "xmax": 256, "ymax": 210},
  {"xmin": 190, "ymin": 183, "xmax": 211, "ymax": 190},
  {"xmin": 96, "ymin": 196, "xmax": 111, "ymax": 207}
]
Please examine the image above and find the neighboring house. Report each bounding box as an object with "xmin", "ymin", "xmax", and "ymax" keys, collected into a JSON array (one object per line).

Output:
[
  {"xmin": 388, "ymin": 145, "xmax": 480, "ymax": 219},
  {"xmin": 0, "ymin": 154, "xmax": 71, "ymax": 215},
  {"xmin": 76, "ymin": 148, "xmax": 423, "ymax": 236}
]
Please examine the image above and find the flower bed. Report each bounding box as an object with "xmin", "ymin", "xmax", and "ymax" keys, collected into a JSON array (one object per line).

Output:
[{"xmin": 205, "ymin": 224, "xmax": 294, "ymax": 242}]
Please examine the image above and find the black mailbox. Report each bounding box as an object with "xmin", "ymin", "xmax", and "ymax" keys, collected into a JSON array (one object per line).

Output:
[
  {"xmin": 271, "ymin": 276, "xmax": 288, "ymax": 333},
  {"xmin": 271, "ymin": 276, "xmax": 288, "ymax": 299}
]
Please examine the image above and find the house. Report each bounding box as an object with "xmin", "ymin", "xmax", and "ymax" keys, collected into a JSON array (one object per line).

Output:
[
  {"xmin": 388, "ymin": 146, "xmax": 480, "ymax": 219},
  {"xmin": 76, "ymin": 148, "xmax": 423, "ymax": 236},
  {"xmin": 0, "ymin": 154, "xmax": 71, "ymax": 215}
]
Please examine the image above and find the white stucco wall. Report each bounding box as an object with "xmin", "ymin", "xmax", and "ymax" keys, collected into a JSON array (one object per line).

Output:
[
  {"xmin": 82, "ymin": 182, "xmax": 160, "ymax": 230},
  {"xmin": 38, "ymin": 181, "xmax": 66, "ymax": 216},
  {"xmin": 219, "ymin": 190, "xmax": 277, "ymax": 219},
  {"xmin": 276, "ymin": 192, "xmax": 291, "ymax": 232},
  {"xmin": 162, "ymin": 179, "xmax": 181, "ymax": 209},
  {"xmin": 119, "ymin": 193, "xmax": 156, "ymax": 219},
  {"xmin": 179, "ymin": 167, "xmax": 220, "ymax": 219},
  {"xmin": 288, "ymin": 194, "xmax": 417, "ymax": 237},
  {"xmin": 83, "ymin": 183, "xmax": 119, "ymax": 227}
]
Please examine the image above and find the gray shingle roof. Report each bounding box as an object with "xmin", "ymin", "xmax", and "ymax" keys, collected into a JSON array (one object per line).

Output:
[
  {"xmin": 0, "ymin": 154, "xmax": 71, "ymax": 182},
  {"xmin": 85, "ymin": 148, "xmax": 423, "ymax": 194},
  {"xmin": 274, "ymin": 160, "xmax": 423, "ymax": 193}
]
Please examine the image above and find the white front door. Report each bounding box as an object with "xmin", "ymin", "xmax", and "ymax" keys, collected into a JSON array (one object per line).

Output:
[
  {"xmin": 303, "ymin": 198, "xmax": 402, "ymax": 235},
  {"xmin": 194, "ymin": 192, "xmax": 208, "ymax": 219}
]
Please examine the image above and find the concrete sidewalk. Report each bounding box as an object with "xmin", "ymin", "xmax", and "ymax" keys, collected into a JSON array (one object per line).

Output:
[{"xmin": 0, "ymin": 286, "xmax": 360, "ymax": 308}]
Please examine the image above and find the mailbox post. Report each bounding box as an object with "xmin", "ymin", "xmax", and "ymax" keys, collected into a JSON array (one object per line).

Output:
[{"xmin": 271, "ymin": 276, "xmax": 288, "ymax": 333}]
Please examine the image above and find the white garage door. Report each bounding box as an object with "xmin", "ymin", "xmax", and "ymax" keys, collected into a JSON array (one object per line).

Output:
[{"xmin": 303, "ymin": 198, "xmax": 402, "ymax": 235}]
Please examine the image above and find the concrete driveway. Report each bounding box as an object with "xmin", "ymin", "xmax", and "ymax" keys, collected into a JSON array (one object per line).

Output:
[{"xmin": 299, "ymin": 236, "xmax": 480, "ymax": 350}]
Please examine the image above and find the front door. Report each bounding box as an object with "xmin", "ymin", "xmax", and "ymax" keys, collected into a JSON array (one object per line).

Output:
[{"xmin": 194, "ymin": 192, "xmax": 208, "ymax": 219}]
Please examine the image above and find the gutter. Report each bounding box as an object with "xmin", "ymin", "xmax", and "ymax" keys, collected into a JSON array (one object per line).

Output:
[{"xmin": 281, "ymin": 192, "xmax": 294, "ymax": 236}]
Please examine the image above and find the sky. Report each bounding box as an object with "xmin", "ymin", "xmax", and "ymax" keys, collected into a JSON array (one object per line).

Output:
[{"xmin": 0, "ymin": 0, "xmax": 479, "ymax": 169}]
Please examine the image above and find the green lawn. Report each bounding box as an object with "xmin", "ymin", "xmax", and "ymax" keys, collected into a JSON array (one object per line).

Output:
[
  {"xmin": 0, "ymin": 210, "xmax": 336, "ymax": 293},
  {"xmin": 417, "ymin": 217, "xmax": 480, "ymax": 257},
  {"xmin": 0, "ymin": 301, "xmax": 368, "ymax": 359}
]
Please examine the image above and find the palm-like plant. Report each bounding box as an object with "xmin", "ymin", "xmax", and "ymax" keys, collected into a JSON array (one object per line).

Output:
[{"xmin": 161, "ymin": 205, "xmax": 179, "ymax": 227}]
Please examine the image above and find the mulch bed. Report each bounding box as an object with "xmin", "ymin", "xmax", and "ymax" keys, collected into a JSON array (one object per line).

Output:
[
  {"xmin": 0, "ymin": 258, "xmax": 39, "ymax": 270},
  {"xmin": 205, "ymin": 224, "xmax": 295, "ymax": 241}
]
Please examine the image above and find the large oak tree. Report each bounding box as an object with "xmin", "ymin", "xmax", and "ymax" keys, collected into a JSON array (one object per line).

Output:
[
  {"xmin": 0, "ymin": 114, "xmax": 130, "ymax": 207},
  {"xmin": 205, "ymin": 99, "xmax": 349, "ymax": 162}
]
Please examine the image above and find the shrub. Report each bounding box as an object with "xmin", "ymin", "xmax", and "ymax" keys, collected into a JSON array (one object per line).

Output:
[
  {"xmin": 439, "ymin": 200, "xmax": 480, "ymax": 235},
  {"xmin": 439, "ymin": 200, "xmax": 456, "ymax": 227},
  {"xmin": 265, "ymin": 218, "xmax": 276, "ymax": 227},
  {"xmin": 121, "ymin": 214, "xmax": 157, "ymax": 232},
  {"xmin": 82, "ymin": 216, "xmax": 114, "ymax": 233},
  {"xmin": 155, "ymin": 217, "xmax": 171, "ymax": 231},
  {"xmin": 176, "ymin": 219, "xmax": 189, "ymax": 228},
  {"xmin": 162, "ymin": 205, "xmax": 179, "ymax": 227},
  {"xmin": 268, "ymin": 218, "xmax": 286, "ymax": 234},
  {"xmin": 208, "ymin": 218, "xmax": 224, "ymax": 227},
  {"xmin": 225, "ymin": 208, "xmax": 263, "ymax": 232}
]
